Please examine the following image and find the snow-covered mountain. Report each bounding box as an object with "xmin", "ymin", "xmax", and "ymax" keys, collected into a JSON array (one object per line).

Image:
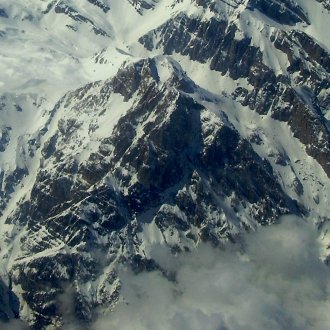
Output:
[{"xmin": 0, "ymin": 0, "xmax": 329, "ymax": 328}]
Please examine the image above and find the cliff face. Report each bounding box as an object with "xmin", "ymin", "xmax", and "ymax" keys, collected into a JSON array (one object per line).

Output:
[{"xmin": 0, "ymin": 0, "xmax": 329, "ymax": 328}]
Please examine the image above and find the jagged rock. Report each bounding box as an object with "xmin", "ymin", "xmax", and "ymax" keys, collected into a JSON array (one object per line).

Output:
[
  {"xmin": 0, "ymin": 1, "xmax": 329, "ymax": 328},
  {"xmin": 0, "ymin": 8, "xmax": 8, "ymax": 18},
  {"xmin": 0, "ymin": 127, "xmax": 10, "ymax": 152},
  {"xmin": 139, "ymin": 7, "xmax": 330, "ymax": 177},
  {"xmin": 248, "ymin": 0, "xmax": 310, "ymax": 25}
]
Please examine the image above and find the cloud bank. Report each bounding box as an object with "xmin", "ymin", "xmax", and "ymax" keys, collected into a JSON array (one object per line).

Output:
[
  {"xmin": 94, "ymin": 216, "xmax": 330, "ymax": 330},
  {"xmin": 3, "ymin": 216, "xmax": 329, "ymax": 329}
]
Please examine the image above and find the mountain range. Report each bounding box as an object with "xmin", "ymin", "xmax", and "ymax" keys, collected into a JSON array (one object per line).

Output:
[{"xmin": 0, "ymin": 0, "xmax": 329, "ymax": 328}]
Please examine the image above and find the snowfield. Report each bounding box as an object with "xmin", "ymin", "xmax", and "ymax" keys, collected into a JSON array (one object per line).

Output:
[{"xmin": 0, "ymin": 0, "xmax": 329, "ymax": 329}]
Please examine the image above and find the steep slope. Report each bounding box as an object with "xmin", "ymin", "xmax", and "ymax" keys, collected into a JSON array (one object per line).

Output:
[
  {"xmin": 138, "ymin": 0, "xmax": 330, "ymax": 176},
  {"xmin": 0, "ymin": 0, "xmax": 329, "ymax": 328},
  {"xmin": 1, "ymin": 56, "xmax": 298, "ymax": 328}
]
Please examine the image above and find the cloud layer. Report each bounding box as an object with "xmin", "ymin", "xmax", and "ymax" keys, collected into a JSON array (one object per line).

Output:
[{"xmin": 94, "ymin": 216, "xmax": 330, "ymax": 330}]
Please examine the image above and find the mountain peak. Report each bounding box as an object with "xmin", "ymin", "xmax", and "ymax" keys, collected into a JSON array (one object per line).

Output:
[{"xmin": 0, "ymin": 0, "xmax": 329, "ymax": 328}]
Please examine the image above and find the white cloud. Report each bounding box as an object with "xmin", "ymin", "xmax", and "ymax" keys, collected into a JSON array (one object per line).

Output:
[
  {"xmin": 0, "ymin": 319, "xmax": 29, "ymax": 330},
  {"xmin": 4, "ymin": 216, "xmax": 330, "ymax": 329},
  {"xmin": 93, "ymin": 215, "xmax": 330, "ymax": 330}
]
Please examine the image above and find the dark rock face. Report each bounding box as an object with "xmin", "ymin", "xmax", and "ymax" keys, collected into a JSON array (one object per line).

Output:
[
  {"xmin": 1, "ymin": 1, "xmax": 329, "ymax": 328},
  {"xmin": 11, "ymin": 253, "xmax": 97, "ymax": 328},
  {"xmin": 316, "ymin": 0, "xmax": 330, "ymax": 10},
  {"xmin": 139, "ymin": 15, "xmax": 275, "ymax": 85},
  {"xmin": 106, "ymin": 62, "xmax": 293, "ymax": 223},
  {"xmin": 53, "ymin": 2, "xmax": 110, "ymax": 36},
  {"xmin": 5, "ymin": 57, "xmax": 299, "ymax": 327},
  {"xmin": 0, "ymin": 277, "xmax": 20, "ymax": 322},
  {"xmin": 0, "ymin": 126, "xmax": 10, "ymax": 152},
  {"xmin": 87, "ymin": 0, "xmax": 110, "ymax": 13},
  {"xmin": 127, "ymin": 0, "xmax": 157, "ymax": 13},
  {"xmin": 0, "ymin": 8, "xmax": 8, "ymax": 18},
  {"xmin": 0, "ymin": 167, "xmax": 28, "ymax": 216},
  {"xmin": 43, "ymin": 0, "xmax": 156, "ymax": 18},
  {"xmin": 139, "ymin": 11, "xmax": 330, "ymax": 177},
  {"xmin": 194, "ymin": 0, "xmax": 309, "ymax": 24},
  {"xmin": 248, "ymin": 0, "xmax": 309, "ymax": 25},
  {"xmin": 273, "ymin": 30, "xmax": 330, "ymax": 96}
]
